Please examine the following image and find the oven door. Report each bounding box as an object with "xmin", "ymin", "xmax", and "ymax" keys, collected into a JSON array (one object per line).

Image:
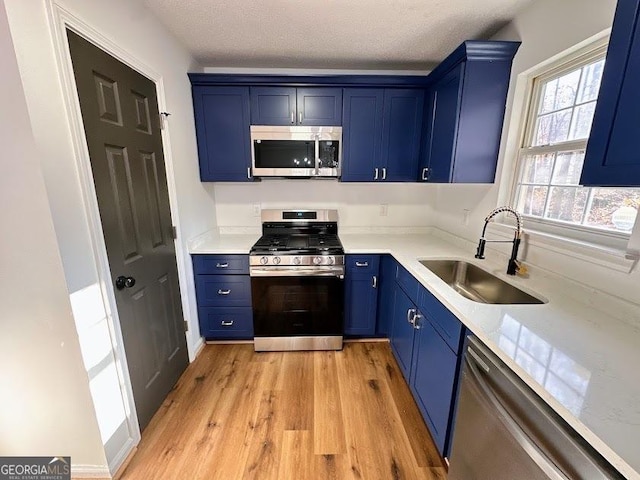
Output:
[{"xmin": 250, "ymin": 268, "xmax": 344, "ymax": 351}]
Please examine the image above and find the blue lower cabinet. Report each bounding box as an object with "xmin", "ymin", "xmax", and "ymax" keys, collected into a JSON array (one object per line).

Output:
[
  {"xmin": 344, "ymin": 255, "xmax": 380, "ymax": 336},
  {"xmin": 376, "ymin": 255, "xmax": 397, "ymax": 336},
  {"xmin": 195, "ymin": 275, "xmax": 252, "ymax": 307},
  {"xmin": 410, "ymin": 317, "xmax": 460, "ymax": 454},
  {"xmin": 198, "ymin": 307, "xmax": 253, "ymax": 339},
  {"xmin": 390, "ymin": 285, "xmax": 417, "ymax": 380}
]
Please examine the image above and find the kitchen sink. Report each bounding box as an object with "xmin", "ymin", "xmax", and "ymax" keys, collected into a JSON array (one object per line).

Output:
[{"xmin": 419, "ymin": 259, "xmax": 546, "ymax": 305}]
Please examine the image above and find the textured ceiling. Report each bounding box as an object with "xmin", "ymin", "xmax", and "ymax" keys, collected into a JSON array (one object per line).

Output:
[{"xmin": 142, "ymin": 0, "xmax": 534, "ymax": 70}]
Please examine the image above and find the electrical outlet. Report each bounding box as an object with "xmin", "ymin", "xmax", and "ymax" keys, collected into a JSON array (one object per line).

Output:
[
  {"xmin": 252, "ymin": 203, "xmax": 261, "ymax": 217},
  {"xmin": 380, "ymin": 204, "xmax": 388, "ymax": 216}
]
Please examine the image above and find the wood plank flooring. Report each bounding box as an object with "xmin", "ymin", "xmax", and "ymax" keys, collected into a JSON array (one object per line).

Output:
[{"xmin": 119, "ymin": 342, "xmax": 447, "ymax": 480}]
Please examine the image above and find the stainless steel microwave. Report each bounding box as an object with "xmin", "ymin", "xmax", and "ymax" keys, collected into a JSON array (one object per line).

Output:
[{"xmin": 250, "ymin": 125, "xmax": 342, "ymax": 178}]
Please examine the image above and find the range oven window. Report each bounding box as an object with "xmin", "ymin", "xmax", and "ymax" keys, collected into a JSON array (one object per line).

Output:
[
  {"xmin": 253, "ymin": 140, "xmax": 315, "ymax": 168},
  {"xmin": 251, "ymin": 276, "xmax": 344, "ymax": 337}
]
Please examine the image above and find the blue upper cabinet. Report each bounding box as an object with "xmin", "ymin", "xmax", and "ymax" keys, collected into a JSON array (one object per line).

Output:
[
  {"xmin": 297, "ymin": 88, "xmax": 343, "ymax": 125},
  {"xmin": 342, "ymin": 88, "xmax": 385, "ymax": 181},
  {"xmin": 581, "ymin": 0, "xmax": 640, "ymax": 186},
  {"xmin": 419, "ymin": 41, "xmax": 520, "ymax": 183},
  {"xmin": 250, "ymin": 87, "xmax": 296, "ymax": 125},
  {"xmin": 192, "ymin": 86, "xmax": 252, "ymax": 182},
  {"xmin": 250, "ymin": 86, "xmax": 342, "ymax": 125},
  {"xmin": 342, "ymin": 88, "xmax": 425, "ymax": 182}
]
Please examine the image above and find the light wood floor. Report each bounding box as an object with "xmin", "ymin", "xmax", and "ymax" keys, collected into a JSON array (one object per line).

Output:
[{"xmin": 119, "ymin": 342, "xmax": 447, "ymax": 480}]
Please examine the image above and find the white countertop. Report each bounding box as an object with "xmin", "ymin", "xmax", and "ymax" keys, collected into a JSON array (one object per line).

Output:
[{"xmin": 189, "ymin": 230, "xmax": 640, "ymax": 479}]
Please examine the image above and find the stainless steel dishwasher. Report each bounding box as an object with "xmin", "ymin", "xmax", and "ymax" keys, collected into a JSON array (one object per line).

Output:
[{"xmin": 448, "ymin": 336, "xmax": 625, "ymax": 480}]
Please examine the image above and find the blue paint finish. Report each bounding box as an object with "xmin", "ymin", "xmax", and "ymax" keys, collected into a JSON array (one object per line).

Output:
[
  {"xmin": 420, "ymin": 41, "xmax": 520, "ymax": 183},
  {"xmin": 410, "ymin": 318, "xmax": 460, "ymax": 454},
  {"xmin": 581, "ymin": 0, "xmax": 640, "ymax": 186},
  {"xmin": 390, "ymin": 285, "xmax": 417, "ymax": 381},
  {"xmin": 250, "ymin": 86, "xmax": 296, "ymax": 125},
  {"xmin": 192, "ymin": 86, "xmax": 252, "ymax": 182},
  {"xmin": 344, "ymin": 255, "xmax": 380, "ymax": 336},
  {"xmin": 381, "ymin": 89, "xmax": 425, "ymax": 181},
  {"xmin": 341, "ymin": 88, "xmax": 385, "ymax": 181},
  {"xmin": 192, "ymin": 254, "xmax": 249, "ymax": 275},
  {"xmin": 195, "ymin": 275, "xmax": 252, "ymax": 307},
  {"xmin": 188, "ymin": 73, "xmax": 431, "ymax": 88},
  {"xmin": 376, "ymin": 255, "xmax": 398, "ymax": 336},
  {"xmin": 197, "ymin": 307, "xmax": 254, "ymax": 340},
  {"xmin": 396, "ymin": 265, "xmax": 420, "ymax": 304},
  {"xmin": 297, "ymin": 88, "xmax": 343, "ymax": 125},
  {"xmin": 417, "ymin": 287, "xmax": 464, "ymax": 353}
]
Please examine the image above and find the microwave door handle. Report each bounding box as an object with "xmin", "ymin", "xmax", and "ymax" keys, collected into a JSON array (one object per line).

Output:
[{"xmin": 314, "ymin": 134, "xmax": 320, "ymax": 176}]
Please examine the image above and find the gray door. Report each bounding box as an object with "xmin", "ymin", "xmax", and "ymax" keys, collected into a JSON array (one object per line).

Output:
[{"xmin": 67, "ymin": 30, "xmax": 189, "ymax": 430}]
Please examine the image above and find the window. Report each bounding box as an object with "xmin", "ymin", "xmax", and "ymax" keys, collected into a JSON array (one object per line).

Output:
[{"xmin": 513, "ymin": 45, "xmax": 640, "ymax": 238}]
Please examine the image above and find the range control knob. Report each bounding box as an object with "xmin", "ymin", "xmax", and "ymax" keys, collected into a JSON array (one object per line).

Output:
[
  {"xmin": 327, "ymin": 256, "xmax": 335, "ymax": 265},
  {"xmin": 260, "ymin": 256, "xmax": 268, "ymax": 265},
  {"xmin": 293, "ymin": 257, "xmax": 302, "ymax": 265},
  {"xmin": 273, "ymin": 256, "xmax": 281, "ymax": 265},
  {"xmin": 313, "ymin": 256, "xmax": 323, "ymax": 265}
]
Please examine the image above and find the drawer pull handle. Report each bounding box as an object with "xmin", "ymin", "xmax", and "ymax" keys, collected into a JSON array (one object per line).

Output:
[
  {"xmin": 217, "ymin": 289, "xmax": 231, "ymax": 295},
  {"xmin": 216, "ymin": 263, "xmax": 229, "ymax": 268},
  {"xmin": 355, "ymin": 261, "xmax": 369, "ymax": 267},
  {"xmin": 221, "ymin": 320, "xmax": 234, "ymax": 326},
  {"xmin": 372, "ymin": 275, "xmax": 377, "ymax": 288}
]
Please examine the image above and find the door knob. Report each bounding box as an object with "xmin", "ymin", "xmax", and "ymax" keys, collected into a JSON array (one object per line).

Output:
[{"xmin": 115, "ymin": 276, "xmax": 136, "ymax": 290}]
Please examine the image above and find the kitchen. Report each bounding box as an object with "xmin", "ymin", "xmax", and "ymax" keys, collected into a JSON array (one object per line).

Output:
[{"xmin": 2, "ymin": 0, "xmax": 639, "ymax": 479}]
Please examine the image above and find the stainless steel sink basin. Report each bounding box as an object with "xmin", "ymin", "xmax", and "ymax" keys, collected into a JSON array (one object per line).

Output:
[{"xmin": 419, "ymin": 259, "xmax": 546, "ymax": 305}]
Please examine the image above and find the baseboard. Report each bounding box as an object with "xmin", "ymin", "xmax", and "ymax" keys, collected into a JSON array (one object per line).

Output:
[
  {"xmin": 71, "ymin": 464, "xmax": 111, "ymax": 479},
  {"xmin": 205, "ymin": 339, "xmax": 254, "ymax": 345}
]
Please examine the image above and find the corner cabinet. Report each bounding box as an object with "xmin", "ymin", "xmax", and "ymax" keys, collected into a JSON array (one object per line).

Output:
[
  {"xmin": 344, "ymin": 255, "xmax": 380, "ymax": 336},
  {"xmin": 342, "ymin": 88, "xmax": 424, "ymax": 182},
  {"xmin": 581, "ymin": 0, "xmax": 640, "ymax": 186},
  {"xmin": 250, "ymin": 87, "xmax": 343, "ymax": 126},
  {"xmin": 419, "ymin": 41, "xmax": 520, "ymax": 183},
  {"xmin": 191, "ymin": 86, "xmax": 253, "ymax": 182}
]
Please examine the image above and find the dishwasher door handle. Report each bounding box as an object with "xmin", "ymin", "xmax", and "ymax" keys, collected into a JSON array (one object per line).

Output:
[{"xmin": 465, "ymin": 351, "xmax": 570, "ymax": 480}]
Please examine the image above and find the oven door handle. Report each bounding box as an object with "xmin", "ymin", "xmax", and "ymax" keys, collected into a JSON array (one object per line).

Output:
[{"xmin": 250, "ymin": 267, "xmax": 345, "ymax": 278}]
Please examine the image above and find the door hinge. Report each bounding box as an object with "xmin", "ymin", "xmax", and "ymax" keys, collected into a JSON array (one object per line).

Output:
[
  {"xmin": 171, "ymin": 225, "xmax": 177, "ymax": 239},
  {"xmin": 184, "ymin": 320, "xmax": 189, "ymax": 332},
  {"xmin": 159, "ymin": 111, "xmax": 171, "ymax": 130}
]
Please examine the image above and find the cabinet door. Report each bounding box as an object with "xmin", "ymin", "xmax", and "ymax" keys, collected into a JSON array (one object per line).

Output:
[
  {"xmin": 410, "ymin": 317, "xmax": 459, "ymax": 455},
  {"xmin": 422, "ymin": 66, "xmax": 463, "ymax": 183},
  {"xmin": 341, "ymin": 88, "xmax": 384, "ymax": 181},
  {"xmin": 192, "ymin": 86, "xmax": 251, "ymax": 181},
  {"xmin": 376, "ymin": 255, "xmax": 397, "ymax": 336},
  {"xmin": 344, "ymin": 273, "xmax": 378, "ymax": 336},
  {"xmin": 581, "ymin": 0, "xmax": 640, "ymax": 186},
  {"xmin": 390, "ymin": 285, "xmax": 417, "ymax": 380},
  {"xmin": 250, "ymin": 86, "xmax": 296, "ymax": 125},
  {"xmin": 381, "ymin": 89, "xmax": 425, "ymax": 181},
  {"xmin": 297, "ymin": 88, "xmax": 343, "ymax": 126}
]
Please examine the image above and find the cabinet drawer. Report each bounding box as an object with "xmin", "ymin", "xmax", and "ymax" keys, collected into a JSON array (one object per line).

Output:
[
  {"xmin": 346, "ymin": 255, "xmax": 380, "ymax": 274},
  {"xmin": 195, "ymin": 275, "xmax": 252, "ymax": 307},
  {"xmin": 193, "ymin": 255, "xmax": 249, "ymax": 275},
  {"xmin": 418, "ymin": 287, "xmax": 463, "ymax": 352},
  {"xmin": 198, "ymin": 307, "xmax": 253, "ymax": 339},
  {"xmin": 396, "ymin": 265, "xmax": 420, "ymax": 304}
]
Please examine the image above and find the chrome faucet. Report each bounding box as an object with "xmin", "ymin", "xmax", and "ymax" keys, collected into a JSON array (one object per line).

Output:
[{"xmin": 474, "ymin": 206, "xmax": 523, "ymax": 275}]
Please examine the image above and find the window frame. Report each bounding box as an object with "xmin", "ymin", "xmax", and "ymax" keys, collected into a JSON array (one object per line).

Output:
[{"xmin": 509, "ymin": 38, "xmax": 635, "ymax": 250}]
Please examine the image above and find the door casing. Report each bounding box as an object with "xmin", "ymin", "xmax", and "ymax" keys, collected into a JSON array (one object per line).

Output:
[{"xmin": 44, "ymin": 1, "xmax": 197, "ymax": 474}]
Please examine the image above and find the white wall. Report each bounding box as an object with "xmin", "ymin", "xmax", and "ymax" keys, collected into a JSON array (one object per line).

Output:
[
  {"xmin": 214, "ymin": 181, "xmax": 436, "ymax": 232},
  {"xmin": 430, "ymin": 0, "xmax": 640, "ymax": 315},
  {"xmin": 0, "ymin": 0, "xmax": 106, "ymax": 469}
]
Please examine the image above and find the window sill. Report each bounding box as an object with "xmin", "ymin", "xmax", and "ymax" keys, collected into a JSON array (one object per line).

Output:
[{"xmin": 489, "ymin": 222, "xmax": 637, "ymax": 274}]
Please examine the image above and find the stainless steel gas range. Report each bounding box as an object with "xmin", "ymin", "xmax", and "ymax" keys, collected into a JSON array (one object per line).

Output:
[{"xmin": 249, "ymin": 209, "xmax": 344, "ymax": 352}]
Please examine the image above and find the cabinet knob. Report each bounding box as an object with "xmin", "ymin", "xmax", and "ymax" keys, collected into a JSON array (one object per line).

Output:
[
  {"xmin": 374, "ymin": 168, "xmax": 379, "ymax": 180},
  {"xmin": 413, "ymin": 313, "xmax": 422, "ymax": 329},
  {"xmin": 291, "ymin": 111, "xmax": 295, "ymax": 124},
  {"xmin": 372, "ymin": 275, "xmax": 377, "ymax": 288},
  {"xmin": 382, "ymin": 168, "xmax": 387, "ymax": 180},
  {"xmin": 422, "ymin": 167, "xmax": 429, "ymax": 181}
]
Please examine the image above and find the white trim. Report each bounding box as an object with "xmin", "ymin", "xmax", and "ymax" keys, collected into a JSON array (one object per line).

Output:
[
  {"xmin": 44, "ymin": 1, "xmax": 197, "ymax": 474},
  {"xmin": 70, "ymin": 464, "xmax": 111, "ymax": 479},
  {"xmin": 45, "ymin": 2, "xmax": 141, "ymax": 474}
]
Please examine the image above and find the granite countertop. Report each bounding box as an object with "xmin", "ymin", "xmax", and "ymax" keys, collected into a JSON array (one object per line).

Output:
[{"xmin": 189, "ymin": 230, "xmax": 640, "ymax": 479}]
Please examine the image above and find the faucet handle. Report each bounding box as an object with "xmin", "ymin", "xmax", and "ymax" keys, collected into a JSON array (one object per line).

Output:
[{"xmin": 475, "ymin": 239, "xmax": 486, "ymax": 259}]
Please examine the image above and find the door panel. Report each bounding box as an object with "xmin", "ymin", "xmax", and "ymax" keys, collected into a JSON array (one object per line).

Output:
[
  {"xmin": 297, "ymin": 87, "xmax": 343, "ymax": 125},
  {"xmin": 68, "ymin": 30, "xmax": 189, "ymax": 430},
  {"xmin": 250, "ymin": 86, "xmax": 296, "ymax": 125},
  {"xmin": 390, "ymin": 286, "xmax": 416, "ymax": 380}
]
